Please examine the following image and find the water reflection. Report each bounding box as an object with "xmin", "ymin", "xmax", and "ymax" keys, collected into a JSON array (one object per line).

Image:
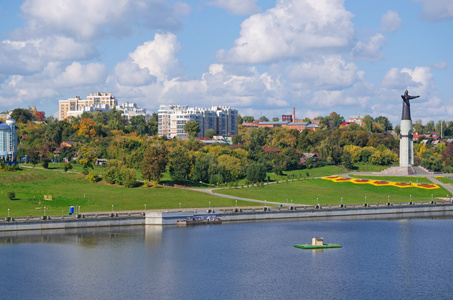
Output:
[{"xmin": 1, "ymin": 219, "xmax": 453, "ymax": 299}]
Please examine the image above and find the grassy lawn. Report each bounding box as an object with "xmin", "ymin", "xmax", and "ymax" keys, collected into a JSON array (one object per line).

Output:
[
  {"xmin": 349, "ymin": 175, "xmax": 434, "ymax": 184},
  {"xmin": 0, "ymin": 168, "xmax": 260, "ymax": 218},
  {"xmin": 435, "ymin": 176, "xmax": 453, "ymax": 184},
  {"xmin": 216, "ymin": 178, "xmax": 448, "ymax": 206}
]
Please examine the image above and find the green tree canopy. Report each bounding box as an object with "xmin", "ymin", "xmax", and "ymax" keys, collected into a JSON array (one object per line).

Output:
[
  {"xmin": 141, "ymin": 142, "xmax": 169, "ymax": 182},
  {"xmin": 184, "ymin": 121, "xmax": 200, "ymax": 138}
]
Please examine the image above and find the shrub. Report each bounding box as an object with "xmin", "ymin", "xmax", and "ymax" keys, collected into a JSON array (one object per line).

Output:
[
  {"xmin": 7, "ymin": 192, "xmax": 15, "ymax": 200},
  {"xmin": 41, "ymin": 159, "xmax": 50, "ymax": 169},
  {"xmin": 63, "ymin": 162, "xmax": 73, "ymax": 172},
  {"xmin": 81, "ymin": 167, "xmax": 89, "ymax": 175},
  {"xmin": 87, "ymin": 171, "xmax": 100, "ymax": 183}
]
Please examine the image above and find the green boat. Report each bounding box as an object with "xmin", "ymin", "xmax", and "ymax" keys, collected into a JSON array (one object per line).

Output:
[
  {"xmin": 294, "ymin": 237, "xmax": 342, "ymax": 249},
  {"xmin": 293, "ymin": 243, "xmax": 342, "ymax": 249}
]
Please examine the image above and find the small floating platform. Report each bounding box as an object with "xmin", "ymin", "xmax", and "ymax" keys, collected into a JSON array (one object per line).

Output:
[
  {"xmin": 294, "ymin": 237, "xmax": 341, "ymax": 249},
  {"xmin": 293, "ymin": 244, "xmax": 342, "ymax": 249}
]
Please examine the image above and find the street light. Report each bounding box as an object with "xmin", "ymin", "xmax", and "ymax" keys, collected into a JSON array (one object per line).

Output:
[
  {"xmin": 144, "ymin": 204, "xmax": 146, "ymax": 212},
  {"xmin": 316, "ymin": 198, "xmax": 318, "ymax": 206},
  {"xmin": 112, "ymin": 205, "xmax": 114, "ymax": 213},
  {"xmin": 44, "ymin": 207, "xmax": 46, "ymax": 217},
  {"xmin": 8, "ymin": 209, "xmax": 10, "ymax": 218},
  {"xmin": 235, "ymin": 200, "xmax": 237, "ymax": 208},
  {"xmin": 179, "ymin": 203, "xmax": 181, "ymax": 209},
  {"xmin": 388, "ymin": 195, "xmax": 390, "ymax": 203},
  {"xmin": 209, "ymin": 202, "xmax": 211, "ymax": 208}
]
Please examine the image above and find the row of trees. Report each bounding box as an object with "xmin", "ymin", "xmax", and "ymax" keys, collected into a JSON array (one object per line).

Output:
[{"xmin": 12, "ymin": 108, "xmax": 453, "ymax": 187}]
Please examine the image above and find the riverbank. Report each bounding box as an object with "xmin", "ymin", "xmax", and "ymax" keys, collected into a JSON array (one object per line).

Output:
[{"xmin": 2, "ymin": 201, "xmax": 453, "ymax": 232}]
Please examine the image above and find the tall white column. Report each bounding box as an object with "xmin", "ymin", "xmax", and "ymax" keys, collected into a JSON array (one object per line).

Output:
[{"xmin": 399, "ymin": 119, "xmax": 413, "ymax": 167}]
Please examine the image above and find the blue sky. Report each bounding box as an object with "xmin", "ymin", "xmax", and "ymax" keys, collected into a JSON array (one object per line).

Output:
[{"xmin": 0, "ymin": 0, "xmax": 452, "ymax": 126}]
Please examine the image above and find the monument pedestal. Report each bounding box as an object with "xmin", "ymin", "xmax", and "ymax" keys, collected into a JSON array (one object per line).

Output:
[{"xmin": 379, "ymin": 166, "xmax": 416, "ymax": 175}]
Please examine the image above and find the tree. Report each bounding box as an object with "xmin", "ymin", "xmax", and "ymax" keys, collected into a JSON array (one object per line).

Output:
[
  {"xmin": 168, "ymin": 146, "xmax": 192, "ymax": 182},
  {"xmin": 259, "ymin": 116, "xmax": 269, "ymax": 122},
  {"xmin": 75, "ymin": 118, "xmax": 98, "ymax": 139},
  {"xmin": 362, "ymin": 115, "xmax": 373, "ymax": 132},
  {"xmin": 193, "ymin": 153, "xmax": 215, "ymax": 183},
  {"xmin": 242, "ymin": 116, "xmax": 255, "ymax": 123},
  {"xmin": 442, "ymin": 143, "xmax": 453, "ymax": 167},
  {"xmin": 77, "ymin": 143, "xmax": 99, "ymax": 170},
  {"xmin": 232, "ymin": 134, "xmax": 242, "ymax": 145},
  {"xmin": 246, "ymin": 162, "xmax": 266, "ymax": 183},
  {"xmin": 27, "ymin": 146, "xmax": 40, "ymax": 167},
  {"xmin": 129, "ymin": 115, "xmax": 148, "ymax": 136},
  {"xmin": 414, "ymin": 119, "xmax": 424, "ymax": 134},
  {"xmin": 272, "ymin": 117, "xmax": 279, "ymax": 122},
  {"xmin": 45, "ymin": 121, "xmax": 64, "ymax": 146},
  {"xmin": 10, "ymin": 108, "xmax": 33, "ymax": 124},
  {"xmin": 141, "ymin": 143, "xmax": 168, "ymax": 182},
  {"xmin": 375, "ymin": 116, "xmax": 392, "ymax": 131},
  {"xmin": 184, "ymin": 121, "xmax": 200, "ymax": 138},
  {"xmin": 217, "ymin": 154, "xmax": 243, "ymax": 182},
  {"xmin": 205, "ymin": 129, "xmax": 216, "ymax": 139}
]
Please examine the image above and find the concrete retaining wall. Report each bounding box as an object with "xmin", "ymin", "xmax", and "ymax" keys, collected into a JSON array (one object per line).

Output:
[
  {"xmin": 2, "ymin": 203, "xmax": 453, "ymax": 231},
  {"xmin": 0, "ymin": 216, "xmax": 144, "ymax": 232},
  {"xmin": 145, "ymin": 203, "xmax": 453, "ymax": 225}
]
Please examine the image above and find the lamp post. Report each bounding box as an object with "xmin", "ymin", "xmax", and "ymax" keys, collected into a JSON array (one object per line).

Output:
[
  {"xmin": 388, "ymin": 195, "xmax": 390, "ymax": 204},
  {"xmin": 265, "ymin": 200, "xmax": 267, "ymax": 208},
  {"xmin": 365, "ymin": 196, "xmax": 367, "ymax": 206},
  {"xmin": 179, "ymin": 203, "xmax": 181, "ymax": 209},
  {"xmin": 144, "ymin": 204, "xmax": 146, "ymax": 212},
  {"xmin": 235, "ymin": 200, "xmax": 237, "ymax": 209},
  {"xmin": 316, "ymin": 198, "xmax": 318, "ymax": 206},
  {"xmin": 111, "ymin": 205, "xmax": 114, "ymax": 213},
  {"xmin": 44, "ymin": 207, "xmax": 46, "ymax": 217},
  {"xmin": 209, "ymin": 202, "xmax": 211, "ymax": 209},
  {"xmin": 8, "ymin": 209, "xmax": 10, "ymax": 218},
  {"xmin": 410, "ymin": 195, "xmax": 412, "ymax": 202}
]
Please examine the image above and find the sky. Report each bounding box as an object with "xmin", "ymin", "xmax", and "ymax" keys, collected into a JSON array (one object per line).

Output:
[{"xmin": 0, "ymin": 0, "xmax": 452, "ymax": 126}]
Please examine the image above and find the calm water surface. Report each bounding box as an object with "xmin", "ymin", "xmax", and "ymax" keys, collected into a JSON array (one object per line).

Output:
[{"xmin": 1, "ymin": 219, "xmax": 453, "ymax": 300}]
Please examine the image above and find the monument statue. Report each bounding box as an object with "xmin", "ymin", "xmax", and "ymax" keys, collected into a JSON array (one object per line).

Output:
[
  {"xmin": 401, "ymin": 90, "xmax": 420, "ymax": 120},
  {"xmin": 399, "ymin": 90, "xmax": 419, "ymax": 170}
]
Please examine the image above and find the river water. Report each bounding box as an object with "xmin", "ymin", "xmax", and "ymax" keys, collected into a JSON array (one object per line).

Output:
[{"xmin": 1, "ymin": 219, "xmax": 453, "ymax": 300}]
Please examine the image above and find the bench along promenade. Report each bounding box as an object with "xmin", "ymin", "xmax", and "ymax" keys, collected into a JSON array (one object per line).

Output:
[{"xmin": 2, "ymin": 200, "xmax": 453, "ymax": 232}]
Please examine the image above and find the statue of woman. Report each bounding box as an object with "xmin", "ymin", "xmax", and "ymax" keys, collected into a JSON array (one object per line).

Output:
[{"xmin": 401, "ymin": 90, "xmax": 419, "ymax": 120}]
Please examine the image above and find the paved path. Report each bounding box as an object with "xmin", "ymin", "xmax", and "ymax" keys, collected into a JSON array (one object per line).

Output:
[{"xmin": 189, "ymin": 187, "xmax": 305, "ymax": 207}]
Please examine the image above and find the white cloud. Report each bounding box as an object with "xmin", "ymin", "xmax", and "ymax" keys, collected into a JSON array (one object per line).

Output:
[
  {"xmin": 381, "ymin": 66, "xmax": 434, "ymax": 97},
  {"xmin": 413, "ymin": 0, "xmax": 453, "ymax": 22},
  {"xmin": 208, "ymin": 0, "xmax": 259, "ymax": 15},
  {"xmin": 350, "ymin": 33, "xmax": 387, "ymax": 61},
  {"xmin": 217, "ymin": 0, "xmax": 354, "ymax": 64},
  {"xmin": 286, "ymin": 56, "xmax": 359, "ymax": 90},
  {"xmin": 54, "ymin": 62, "xmax": 107, "ymax": 87},
  {"xmin": 18, "ymin": 0, "xmax": 185, "ymax": 40},
  {"xmin": 381, "ymin": 10, "xmax": 401, "ymax": 33},
  {"xmin": 0, "ymin": 37, "xmax": 97, "ymax": 75},
  {"xmin": 129, "ymin": 33, "xmax": 183, "ymax": 82},
  {"xmin": 430, "ymin": 61, "xmax": 448, "ymax": 69},
  {"xmin": 113, "ymin": 59, "xmax": 156, "ymax": 86}
]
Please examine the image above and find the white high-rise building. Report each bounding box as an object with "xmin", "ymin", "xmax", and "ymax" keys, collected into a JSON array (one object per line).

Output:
[
  {"xmin": 158, "ymin": 105, "xmax": 238, "ymax": 139},
  {"xmin": 0, "ymin": 119, "xmax": 18, "ymax": 162}
]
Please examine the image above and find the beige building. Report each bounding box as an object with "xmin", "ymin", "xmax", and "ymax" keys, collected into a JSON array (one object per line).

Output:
[{"xmin": 58, "ymin": 92, "xmax": 117, "ymax": 120}]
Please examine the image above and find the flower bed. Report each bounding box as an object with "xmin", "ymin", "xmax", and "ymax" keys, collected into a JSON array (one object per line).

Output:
[{"xmin": 322, "ymin": 176, "xmax": 439, "ymax": 190}]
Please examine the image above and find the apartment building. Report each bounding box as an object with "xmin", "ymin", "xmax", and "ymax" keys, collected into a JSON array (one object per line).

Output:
[
  {"xmin": 0, "ymin": 119, "xmax": 18, "ymax": 161},
  {"xmin": 158, "ymin": 105, "xmax": 238, "ymax": 139},
  {"xmin": 59, "ymin": 93, "xmax": 147, "ymax": 120},
  {"xmin": 59, "ymin": 92, "xmax": 117, "ymax": 120}
]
